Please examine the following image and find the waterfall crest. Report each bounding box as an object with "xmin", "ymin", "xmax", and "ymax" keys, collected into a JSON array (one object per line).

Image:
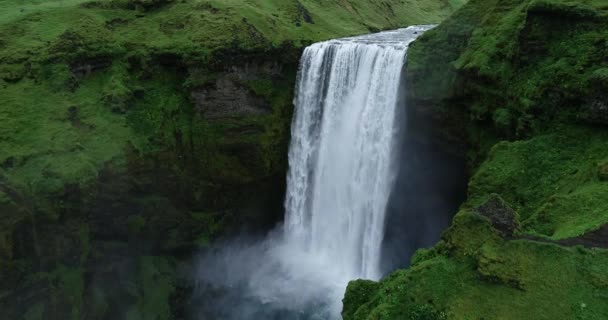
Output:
[{"xmin": 285, "ymin": 25, "xmax": 433, "ymax": 280}]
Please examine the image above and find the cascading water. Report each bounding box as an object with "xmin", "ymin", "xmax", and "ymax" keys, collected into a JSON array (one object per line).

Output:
[
  {"xmin": 285, "ymin": 25, "xmax": 433, "ymax": 281},
  {"xmin": 196, "ymin": 26, "xmax": 434, "ymax": 320}
]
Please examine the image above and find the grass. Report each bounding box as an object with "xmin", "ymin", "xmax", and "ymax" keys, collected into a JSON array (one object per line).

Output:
[
  {"xmin": 0, "ymin": 73, "xmax": 131, "ymax": 194},
  {"xmin": 345, "ymin": 0, "xmax": 608, "ymax": 318},
  {"xmin": 405, "ymin": 0, "xmax": 608, "ymax": 239},
  {"xmin": 468, "ymin": 125, "xmax": 608, "ymax": 239},
  {"xmin": 345, "ymin": 212, "xmax": 608, "ymax": 320},
  {"xmin": 0, "ymin": 0, "xmax": 463, "ymax": 64},
  {"xmin": 126, "ymin": 256, "xmax": 175, "ymax": 320},
  {"xmin": 0, "ymin": 0, "xmax": 463, "ymax": 207},
  {"xmin": 0, "ymin": 0, "xmax": 467, "ymax": 319}
]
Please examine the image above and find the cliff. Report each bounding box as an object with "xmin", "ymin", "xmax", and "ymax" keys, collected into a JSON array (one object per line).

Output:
[
  {"xmin": 0, "ymin": 0, "xmax": 464, "ymax": 319},
  {"xmin": 344, "ymin": 0, "xmax": 608, "ymax": 319}
]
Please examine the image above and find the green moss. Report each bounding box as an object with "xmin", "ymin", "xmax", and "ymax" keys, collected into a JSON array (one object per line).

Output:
[
  {"xmin": 410, "ymin": 243, "xmax": 447, "ymax": 267},
  {"xmin": 590, "ymin": 68, "xmax": 608, "ymax": 87},
  {"xmin": 492, "ymin": 108, "xmax": 513, "ymax": 134},
  {"xmin": 342, "ymin": 279, "xmax": 380, "ymax": 319},
  {"xmin": 468, "ymin": 126, "xmax": 608, "ymax": 239},
  {"xmin": 346, "ymin": 0, "xmax": 608, "ymax": 318},
  {"xmin": 78, "ymin": 224, "xmax": 90, "ymax": 265},
  {"xmin": 127, "ymin": 215, "xmax": 146, "ymax": 234},
  {"xmin": 0, "ymin": 0, "xmax": 465, "ymax": 193},
  {"xmin": 408, "ymin": 0, "xmax": 608, "ymax": 142},
  {"xmin": 190, "ymin": 211, "xmax": 225, "ymax": 248},
  {"xmin": 598, "ymin": 161, "xmax": 608, "ymax": 181},
  {"xmin": 345, "ymin": 222, "xmax": 608, "ymax": 319},
  {"xmin": 23, "ymin": 302, "xmax": 45, "ymax": 320},
  {"xmin": 0, "ymin": 0, "xmax": 465, "ymax": 221},
  {"xmin": 90, "ymin": 286, "xmax": 109, "ymax": 320},
  {"xmin": 51, "ymin": 266, "xmax": 85, "ymax": 320},
  {"xmin": 0, "ymin": 1, "xmax": 467, "ymax": 318},
  {"xmin": 0, "ymin": 190, "xmax": 11, "ymax": 205},
  {"xmin": 0, "ymin": 71, "xmax": 133, "ymax": 196},
  {"xmin": 528, "ymin": 0, "xmax": 602, "ymax": 19},
  {"xmin": 526, "ymin": 183, "xmax": 608, "ymax": 239},
  {"xmin": 0, "ymin": 0, "xmax": 463, "ymax": 69},
  {"xmin": 406, "ymin": 305, "xmax": 448, "ymax": 320},
  {"xmin": 126, "ymin": 256, "xmax": 175, "ymax": 320}
]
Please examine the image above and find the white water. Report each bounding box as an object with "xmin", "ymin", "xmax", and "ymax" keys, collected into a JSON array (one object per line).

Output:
[
  {"xmin": 197, "ymin": 26, "xmax": 433, "ymax": 319},
  {"xmin": 285, "ymin": 25, "xmax": 433, "ymax": 281}
]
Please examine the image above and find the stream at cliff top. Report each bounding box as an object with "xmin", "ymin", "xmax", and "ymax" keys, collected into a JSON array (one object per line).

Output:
[{"xmin": 194, "ymin": 25, "xmax": 464, "ymax": 319}]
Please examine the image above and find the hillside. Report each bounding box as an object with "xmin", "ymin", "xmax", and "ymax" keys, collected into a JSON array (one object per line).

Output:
[
  {"xmin": 343, "ymin": 0, "xmax": 608, "ymax": 319},
  {"xmin": 0, "ymin": 0, "xmax": 464, "ymax": 319}
]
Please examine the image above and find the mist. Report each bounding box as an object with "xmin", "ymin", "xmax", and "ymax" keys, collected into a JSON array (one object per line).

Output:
[
  {"xmin": 189, "ymin": 109, "xmax": 467, "ymax": 319},
  {"xmin": 381, "ymin": 98, "xmax": 468, "ymax": 272},
  {"xmin": 193, "ymin": 230, "xmax": 349, "ymax": 319},
  {"xmin": 189, "ymin": 27, "xmax": 467, "ymax": 320}
]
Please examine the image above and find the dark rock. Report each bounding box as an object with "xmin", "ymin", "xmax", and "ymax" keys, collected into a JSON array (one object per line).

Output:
[
  {"xmin": 294, "ymin": 1, "xmax": 314, "ymax": 26},
  {"xmin": 527, "ymin": 1, "xmax": 601, "ymax": 20},
  {"xmin": 191, "ymin": 78, "xmax": 268, "ymax": 119},
  {"xmin": 70, "ymin": 58, "xmax": 111, "ymax": 78},
  {"xmin": 66, "ymin": 106, "xmax": 94, "ymax": 130},
  {"xmin": 581, "ymin": 99, "xmax": 608, "ymax": 125},
  {"xmin": 130, "ymin": 0, "xmax": 174, "ymax": 10},
  {"xmin": 190, "ymin": 62, "xmax": 282, "ymax": 119},
  {"xmin": 598, "ymin": 163, "xmax": 608, "ymax": 181},
  {"xmin": 558, "ymin": 224, "xmax": 608, "ymax": 248},
  {"xmin": 476, "ymin": 194, "xmax": 520, "ymax": 236},
  {"xmin": 1, "ymin": 156, "xmax": 14, "ymax": 169}
]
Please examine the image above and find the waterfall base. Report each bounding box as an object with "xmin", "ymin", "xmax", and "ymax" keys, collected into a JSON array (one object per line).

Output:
[{"xmin": 193, "ymin": 26, "xmax": 458, "ymax": 320}]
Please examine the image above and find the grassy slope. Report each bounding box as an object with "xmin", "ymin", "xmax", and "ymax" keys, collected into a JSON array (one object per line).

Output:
[
  {"xmin": 0, "ymin": 1, "xmax": 465, "ymax": 319},
  {"xmin": 0, "ymin": 0, "xmax": 463, "ymax": 214},
  {"xmin": 344, "ymin": 0, "xmax": 608, "ymax": 319}
]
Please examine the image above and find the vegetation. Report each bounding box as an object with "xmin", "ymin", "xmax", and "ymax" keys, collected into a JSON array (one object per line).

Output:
[
  {"xmin": 344, "ymin": 0, "xmax": 608, "ymax": 318},
  {"xmin": 0, "ymin": 0, "xmax": 464, "ymax": 318}
]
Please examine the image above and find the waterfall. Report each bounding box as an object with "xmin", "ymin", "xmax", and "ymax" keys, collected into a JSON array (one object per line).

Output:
[
  {"xmin": 196, "ymin": 26, "xmax": 434, "ymax": 320},
  {"xmin": 285, "ymin": 25, "xmax": 433, "ymax": 281}
]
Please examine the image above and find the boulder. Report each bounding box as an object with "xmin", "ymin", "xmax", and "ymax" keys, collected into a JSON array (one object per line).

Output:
[{"xmin": 476, "ymin": 194, "xmax": 520, "ymax": 237}]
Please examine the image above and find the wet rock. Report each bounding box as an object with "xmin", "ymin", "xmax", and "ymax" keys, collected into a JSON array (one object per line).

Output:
[
  {"xmin": 190, "ymin": 63, "xmax": 282, "ymax": 119},
  {"xmin": 558, "ymin": 224, "xmax": 608, "ymax": 248},
  {"xmin": 191, "ymin": 78, "xmax": 268, "ymax": 119},
  {"xmin": 476, "ymin": 194, "xmax": 520, "ymax": 237}
]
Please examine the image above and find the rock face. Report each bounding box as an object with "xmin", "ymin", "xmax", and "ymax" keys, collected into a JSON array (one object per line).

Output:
[
  {"xmin": 582, "ymin": 99, "xmax": 608, "ymax": 126},
  {"xmin": 191, "ymin": 78, "xmax": 268, "ymax": 118},
  {"xmin": 190, "ymin": 63, "xmax": 283, "ymax": 119},
  {"xmin": 476, "ymin": 194, "xmax": 519, "ymax": 237}
]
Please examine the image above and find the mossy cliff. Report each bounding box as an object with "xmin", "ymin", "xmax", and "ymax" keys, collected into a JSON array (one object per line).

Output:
[
  {"xmin": 0, "ymin": 0, "xmax": 464, "ymax": 319},
  {"xmin": 344, "ymin": 0, "xmax": 608, "ymax": 319}
]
